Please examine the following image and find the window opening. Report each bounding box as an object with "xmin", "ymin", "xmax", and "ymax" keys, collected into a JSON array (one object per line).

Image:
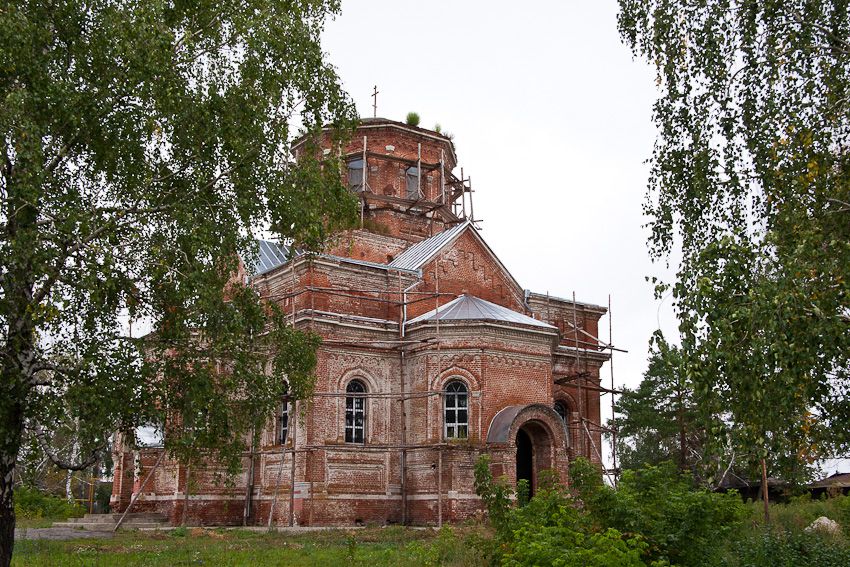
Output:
[
  {"xmin": 406, "ymin": 166, "xmax": 420, "ymax": 199},
  {"xmin": 278, "ymin": 395, "xmax": 290, "ymax": 445},
  {"xmin": 444, "ymin": 381, "xmax": 468, "ymax": 439},
  {"xmin": 345, "ymin": 380, "xmax": 367, "ymax": 443},
  {"xmin": 554, "ymin": 401, "xmax": 567, "ymax": 422},
  {"xmin": 348, "ymin": 158, "xmax": 365, "ymax": 191}
]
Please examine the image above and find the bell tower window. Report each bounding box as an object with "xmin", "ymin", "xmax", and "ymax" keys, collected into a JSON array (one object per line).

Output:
[
  {"xmin": 348, "ymin": 158, "xmax": 365, "ymax": 191},
  {"xmin": 406, "ymin": 166, "xmax": 421, "ymax": 199}
]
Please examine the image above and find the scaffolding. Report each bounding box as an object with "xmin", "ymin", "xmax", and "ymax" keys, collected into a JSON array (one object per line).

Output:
[
  {"xmin": 255, "ymin": 128, "xmax": 622, "ymax": 526},
  {"xmin": 342, "ymin": 133, "xmax": 478, "ymax": 235},
  {"xmin": 260, "ymin": 271, "xmax": 623, "ymax": 522}
]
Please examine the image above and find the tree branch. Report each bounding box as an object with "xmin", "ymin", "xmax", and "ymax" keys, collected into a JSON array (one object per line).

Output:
[{"xmin": 35, "ymin": 428, "xmax": 105, "ymax": 472}]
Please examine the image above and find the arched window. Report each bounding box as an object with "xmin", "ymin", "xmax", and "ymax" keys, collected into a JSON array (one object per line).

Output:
[
  {"xmin": 278, "ymin": 394, "xmax": 290, "ymax": 445},
  {"xmin": 345, "ymin": 380, "xmax": 367, "ymax": 443},
  {"xmin": 444, "ymin": 381, "xmax": 468, "ymax": 439},
  {"xmin": 348, "ymin": 158, "xmax": 365, "ymax": 191},
  {"xmin": 406, "ymin": 166, "xmax": 420, "ymax": 199},
  {"xmin": 554, "ymin": 401, "xmax": 568, "ymax": 422}
]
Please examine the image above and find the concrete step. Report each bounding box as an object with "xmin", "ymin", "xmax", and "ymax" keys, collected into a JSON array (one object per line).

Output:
[
  {"xmin": 51, "ymin": 521, "xmax": 168, "ymax": 531},
  {"xmin": 51, "ymin": 522, "xmax": 115, "ymax": 531},
  {"xmin": 52, "ymin": 512, "xmax": 169, "ymax": 531},
  {"xmin": 76, "ymin": 513, "xmax": 167, "ymax": 523}
]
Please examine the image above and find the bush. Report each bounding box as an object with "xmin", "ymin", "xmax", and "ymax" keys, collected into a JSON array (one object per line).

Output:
[
  {"xmin": 505, "ymin": 488, "xmax": 647, "ymax": 567},
  {"xmin": 570, "ymin": 459, "xmax": 746, "ymax": 566},
  {"xmin": 505, "ymin": 525, "xmax": 648, "ymax": 567},
  {"xmin": 720, "ymin": 529, "xmax": 850, "ymax": 567},
  {"xmin": 473, "ymin": 455, "xmax": 513, "ymax": 537},
  {"xmin": 752, "ymin": 492, "xmax": 850, "ymax": 534},
  {"xmin": 473, "ymin": 456, "xmax": 647, "ymax": 565},
  {"xmin": 405, "ymin": 112, "xmax": 420, "ymax": 127},
  {"xmin": 14, "ymin": 485, "xmax": 84, "ymax": 521}
]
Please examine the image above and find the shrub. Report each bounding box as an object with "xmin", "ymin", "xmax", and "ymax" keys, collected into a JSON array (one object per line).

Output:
[
  {"xmin": 754, "ymin": 492, "xmax": 850, "ymax": 534},
  {"xmin": 504, "ymin": 480, "xmax": 648, "ymax": 566},
  {"xmin": 405, "ymin": 112, "xmax": 420, "ymax": 127},
  {"xmin": 570, "ymin": 458, "xmax": 746, "ymax": 566},
  {"xmin": 170, "ymin": 526, "xmax": 188, "ymax": 537},
  {"xmin": 505, "ymin": 525, "xmax": 648, "ymax": 567},
  {"xmin": 473, "ymin": 455, "xmax": 513, "ymax": 536},
  {"xmin": 720, "ymin": 529, "xmax": 850, "ymax": 567},
  {"xmin": 473, "ymin": 456, "xmax": 647, "ymax": 565},
  {"xmin": 14, "ymin": 485, "xmax": 84, "ymax": 521}
]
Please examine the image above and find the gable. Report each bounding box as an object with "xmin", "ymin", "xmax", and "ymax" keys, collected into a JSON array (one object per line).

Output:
[{"xmin": 409, "ymin": 225, "xmax": 528, "ymax": 317}]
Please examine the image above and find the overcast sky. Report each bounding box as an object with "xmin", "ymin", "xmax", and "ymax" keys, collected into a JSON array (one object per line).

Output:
[{"xmin": 323, "ymin": 1, "xmax": 681, "ymax": 465}]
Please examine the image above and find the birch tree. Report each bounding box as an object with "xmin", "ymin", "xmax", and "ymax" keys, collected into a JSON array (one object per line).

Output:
[{"xmin": 0, "ymin": 1, "xmax": 357, "ymax": 563}]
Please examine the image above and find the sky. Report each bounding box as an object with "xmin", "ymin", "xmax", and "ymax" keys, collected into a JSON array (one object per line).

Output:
[{"xmin": 322, "ymin": 1, "xmax": 680, "ymax": 466}]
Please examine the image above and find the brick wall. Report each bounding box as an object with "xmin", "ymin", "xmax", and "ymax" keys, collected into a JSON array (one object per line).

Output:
[{"xmin": 112, "ymin": 121, "xmax": 609, "ymax": 527}]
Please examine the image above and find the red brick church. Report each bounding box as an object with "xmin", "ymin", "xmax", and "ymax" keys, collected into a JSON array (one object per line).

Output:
[{"xmin": 111, "ymin": 118, "xmax": 609, "ymax": 526}]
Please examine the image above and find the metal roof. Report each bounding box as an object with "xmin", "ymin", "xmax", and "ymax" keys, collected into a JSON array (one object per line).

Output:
[
  {"xmin": 389, "ymin": 221, "xmax": 471, "ymax": 271},
  {"xmin": 486, "ymin": 406, "xmax": 523, "ymax": 443},
  {"xmin": 250, "ymin": 240, "xmax": 291, "ymax": 276},
  {"xmin": 318, "ymin": 253, "xmax": 418, "ymax": 274},
  {"xmin": 408, "ymin": 294, "xmax": 556, "ymax": 329}
]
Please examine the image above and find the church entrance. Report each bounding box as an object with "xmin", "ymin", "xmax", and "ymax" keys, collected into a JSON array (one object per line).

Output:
[
  {"xmin": 516, "ymin": 428, "xmax": 534, "ymax": 497},
  {"xmin": 515, "ymin": 421, "xmax": 554, "ymax": 498}
]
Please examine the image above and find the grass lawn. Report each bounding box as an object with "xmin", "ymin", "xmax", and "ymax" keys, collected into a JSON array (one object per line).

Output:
[{"xmin": 12, "ymin": 525, "xmax": 489, "ymax": 566}]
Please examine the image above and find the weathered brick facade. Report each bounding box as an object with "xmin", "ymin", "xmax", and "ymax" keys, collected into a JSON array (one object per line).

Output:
[{"xmin": 111, "ymin": 118, "xmax": 608, "ymax": 527}]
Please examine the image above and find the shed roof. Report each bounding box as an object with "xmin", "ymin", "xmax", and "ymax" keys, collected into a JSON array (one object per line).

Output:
[
  {"xmin": 810, "ymin": 472, "xmax": 850, "ymax": 489},
  {"xmin": 408, "ymin": 294, "xmax": 556, "ymax": 329}
]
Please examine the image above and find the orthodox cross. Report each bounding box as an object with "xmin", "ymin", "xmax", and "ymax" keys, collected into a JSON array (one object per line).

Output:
[{"xmin": 372, "ymin": 85, "xmax": 379, "ymax": 118}]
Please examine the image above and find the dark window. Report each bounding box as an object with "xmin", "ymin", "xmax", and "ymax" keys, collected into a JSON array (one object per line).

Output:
[
  {"xmin": 554, "ymin": 401, "xmax": 567, "ymax": 422},
  {"xmin": 406, "ymin": 166, "xmax": 420, "ymax": 199},
  {"xmin": 345, "ymin": 380, "xmax": 367, "ymax": 443},
  {"xmin": 444, "ymin": 381, "xmax": 468, "ymax": 439},
  {"xmin": 278, "ymin": 397, "xmax": 290, "ymax": 445},
  {"xmin": 348, "ymin": 158, "xmax": 365, "ymax": 191}
]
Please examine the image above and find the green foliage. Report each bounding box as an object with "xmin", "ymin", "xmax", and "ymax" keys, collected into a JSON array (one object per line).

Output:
[
  {"xmin": 94, "ymin": 482, "xmax": 112, "ymax": 514},
  {"xmin": 516, "ymin": 479, "xmax": 530, "ymax": 508},
  {"xmin": 473, "ymin": 455, "xmax": 513, "ymax": 536},
  {"xmin": 716, "ymin": 494, "xmax": 850, "ymax": 566},
  {"xmin": 504, "ymin": 527, "xmax": 647, "ymax": 567},
  {"xmin": 618, "ymin": 0, "xmax": 850, "ymax": 477},
  {"xmin": 719, "ymin": 529, "xmax": 850, "ymax": 567},
  {"xmin": 403, "ymin": 526, "xmax": 490, "ymax": 567},
  {"xmin": 405, "ymin": 112, "xmax": 421, "ymax": 127},
  {"xmin": 612, "ymin": 332, "xmax": 705, "ymax": 474},
  {"xmin": 474, "ymin": 456, "xmax": 647, "ymax": 566},
  {"xmin": 747, "ymin": 493, "xmax": 850, "ymax": 535},
  {"xmin": 13, "ymin": 526, "xmax": 486, "ymax": 566},
  {"xmin": 571, "ymin": 458, "xmax": 746, "ymax": 566},
  {"xmin": 0, "ymin": 0, "xmax": 358, "ymax": 560},
  {"xmin": 433, "ymin": 123, "xmax": 442, "ymax": 133},
  {"xmin": 13, "ymin": 486, "xmax": 83, "ymax": 521}
]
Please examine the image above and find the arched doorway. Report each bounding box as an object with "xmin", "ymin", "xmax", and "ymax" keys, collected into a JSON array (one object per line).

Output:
[
  {"xmin": 516, "ymin": 429, "xmax": 534, "ymax": 497},
  {"xmin": 514, "ymin": 421, "xmax": 553, "ymax": 497}
]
